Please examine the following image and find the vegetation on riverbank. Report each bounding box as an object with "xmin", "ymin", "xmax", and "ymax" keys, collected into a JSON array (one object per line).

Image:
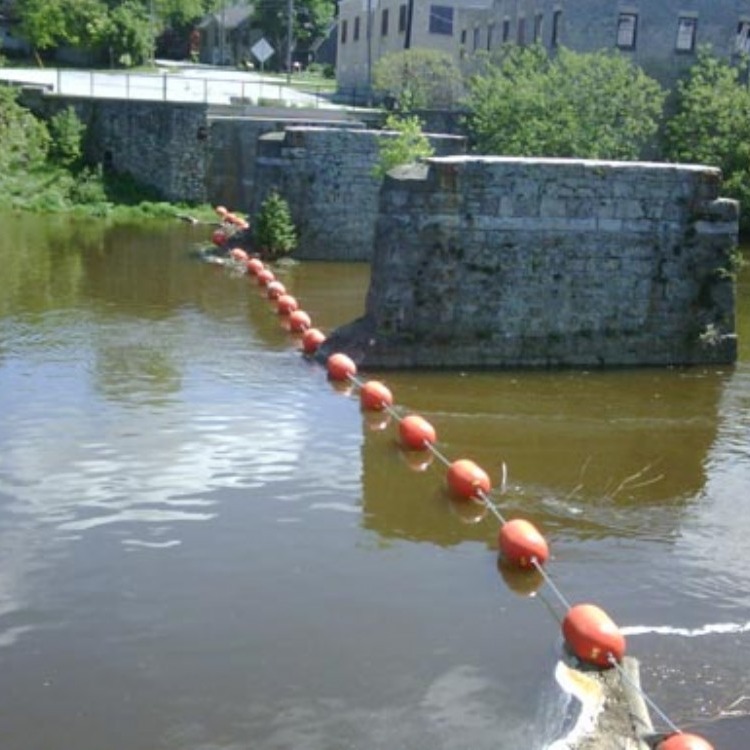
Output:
[{"xmin": 0, "ymin": 84, "xmax": 214, "ymax": 222}]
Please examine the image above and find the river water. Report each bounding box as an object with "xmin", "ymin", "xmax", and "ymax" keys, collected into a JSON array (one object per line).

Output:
[{"xmin": 0, "ymin": 213, "xmax": 748, "ymax": 750}]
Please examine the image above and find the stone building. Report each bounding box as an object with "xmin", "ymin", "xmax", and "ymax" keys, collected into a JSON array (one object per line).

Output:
[{"xmin": 336, "ymin": 0, "xmax": 750, "ymax": 96}]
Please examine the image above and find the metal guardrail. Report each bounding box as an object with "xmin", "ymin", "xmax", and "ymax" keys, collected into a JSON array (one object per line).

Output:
[{"xmin": 45, "ymin": 68, "xmax": 338, "ymax": 109}]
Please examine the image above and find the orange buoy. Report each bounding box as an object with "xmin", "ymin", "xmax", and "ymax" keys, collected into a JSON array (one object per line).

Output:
[
  {"xmin": 256, "ymin": 268, "xmax": 276, "ymax": 286},
  {"xmin": 266, "ymin": 280, "xmax": 286, "ymax": 300},
  {"xmin": 446, "ymin": 459, "xmax": 491, "ymax": 501},
  {"xmin": 229, "ymin": 247, "xmax": 249, "ymax": 263},
  {"xmin": 246, "ymin": 258, "xmax": 264, "ymax": 275},
  {"xmin": 399, "ymin": 414, "xmax": 437, "ymax": 450},
  {"xmin": 562, "ymin": 603, "xmax": 626, "ymax": 668},
  {"xmin": 657, "ymin": 733, "xmax": 714, "ymax": 750},
  {"xmin": 499, "ymin": 519, "xmax": 549, "ymax": 568},
  {"xmin": 289, "ymin": 310, "xmax": 311, "ymax": 332},
  {"xmin": 227, "ymin": 213, "xmax": 246, "ymax": 226},
  {"xmin": 215, "ymin": 205, "xmax": 228, "ymax": 217},
  {"xmin": 211, "ymin": 229, "xmax": 227, "ymax": 246},
  {"xmin": 276, "ymin": 294, "xmax": 299, "ymax": 315},
  {"xmin": 327, "ymin": 352, "xmax": 357, "ymax": 381},
  {"xmin": 360, "ymin": 381, "xmax": 394, "ymax": 411},
  {"xmin": 301, "ymin": 328, "xmax": 326, "ymax": 355}
]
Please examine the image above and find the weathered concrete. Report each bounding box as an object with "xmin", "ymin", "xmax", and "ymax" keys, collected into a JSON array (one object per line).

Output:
[
  {"xmin": 566, "ymin": 658, "xmax": 654, "ymax": 750},
  {"xmin": 320, "ymin": 156, "xmax": 739, "ymax": 369},
  {"xmin": 252, "ymin": 126, "xmax": 466, "ymax": 260}
]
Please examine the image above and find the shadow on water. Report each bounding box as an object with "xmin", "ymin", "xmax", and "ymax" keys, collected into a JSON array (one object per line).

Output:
[{"xmin": 359, "ymin": 366, "xmax": 730, "ymax": 546}]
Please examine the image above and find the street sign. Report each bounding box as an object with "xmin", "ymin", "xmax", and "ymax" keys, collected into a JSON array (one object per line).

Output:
[{"xmin": 251, "ymin": 38, "xmax": 274, "ymax": 65}]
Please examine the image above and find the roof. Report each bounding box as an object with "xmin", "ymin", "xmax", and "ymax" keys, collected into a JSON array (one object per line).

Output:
[{"xmin": 197, "ymin": 3, "xmax": 254, "ymax": 30}]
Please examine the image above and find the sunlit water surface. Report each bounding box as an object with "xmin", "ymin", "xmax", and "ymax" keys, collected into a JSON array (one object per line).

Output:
[{"xmin": 0, "ymin": 213, "xmax": 748, "ymax": 749}]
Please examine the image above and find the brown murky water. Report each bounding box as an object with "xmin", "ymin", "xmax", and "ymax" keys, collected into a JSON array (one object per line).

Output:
[{"xmin": 0, "ymin": 213, "xmax": 748, "ymax": 750}]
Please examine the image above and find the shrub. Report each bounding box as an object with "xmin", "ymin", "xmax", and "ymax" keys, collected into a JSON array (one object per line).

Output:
[
  {"xmin": 374, "ymin": 114, "xmax": 435, "ymax": 178},
  {"xmin": 254, "ymin": 190, "xmax": 297, "ymax": 259},
  {"xmin": 464, "ymin": 45, "xmax": 665, "ymax": 160},
  {"xmin": 48, "ymin": 106, "xmax": 86, "ymax": 167}
]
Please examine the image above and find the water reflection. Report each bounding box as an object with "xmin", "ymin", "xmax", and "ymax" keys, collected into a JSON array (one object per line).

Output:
[
  {"xmin": 360, "ymin": 367, "xmax": 728, "ymax": 545},
  {"xmin": 0, "ymin": 211, "xmax": 748, "ymax": 750}
]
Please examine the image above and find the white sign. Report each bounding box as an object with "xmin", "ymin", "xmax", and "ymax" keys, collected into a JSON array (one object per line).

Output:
[{"xmin": 251, "ymin": 38, "xmax": 275, "ymax": 64}]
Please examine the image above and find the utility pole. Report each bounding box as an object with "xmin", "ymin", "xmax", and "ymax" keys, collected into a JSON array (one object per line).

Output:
[
  {"xmin": 220, "ymin": 0, "xmax": 226, "ymax": 65},
  {"xmin": 286, "ymin": 0, "xmax": 294, "ymax": 83}
]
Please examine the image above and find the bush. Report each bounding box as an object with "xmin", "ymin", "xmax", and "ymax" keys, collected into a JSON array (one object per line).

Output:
[
  {"xmin": 664, "ymin": 48, "xmax": 750, "ymax": 235},
  {"xmin": 253, "ymin": 190, "xmax": 297, "ymax": 259},
  {"xmin": 0, "ymin": 85, "xmax": 50, "ymax": 171},
  {"xmin": 48, "ymin": 106, "xmax": 86, "ymax": 167},
  {"xmin": 373, "ymin": 49, "xmax": 465, "ymax": 110},
  {"xmin": 374, "ymin": 114, "xmax": 435, "ymax": 178},
  {"xmin": 464, "ymin": 45, "xmax": 665, "ymax": 160}
]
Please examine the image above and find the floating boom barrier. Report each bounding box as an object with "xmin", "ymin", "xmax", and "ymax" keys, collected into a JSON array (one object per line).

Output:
[{"xmin": 205, "ymin": 209, "xmax": 719, "ymax": 750}]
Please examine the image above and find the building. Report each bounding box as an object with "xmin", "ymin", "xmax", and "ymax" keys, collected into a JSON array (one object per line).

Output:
[
  {"xmin": 197, "ymin": 2, "xmax": 261, "ymax": 66},
  {"xmin": 336, "ymin": 0, "xmax": 750, "ymax": 97}
]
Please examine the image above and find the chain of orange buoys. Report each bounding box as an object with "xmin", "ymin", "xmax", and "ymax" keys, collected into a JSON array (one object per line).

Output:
[{"xmin": 208, "ymin": 211, "xmax": 714, "ymax": 750}]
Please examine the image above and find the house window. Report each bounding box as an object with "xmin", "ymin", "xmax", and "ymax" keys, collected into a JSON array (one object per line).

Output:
[
  {"xmin": 460, "ymin": 28, "xmax": 467, "ymax": 45},
  {"xmin": 502, "ymin": 18, "xmax": 510, "ymax": 42},
  {"xmin": 473, "ymin": 26, "xmax": 480, "ymax": 50},
  {"xmin": 399, "ymin": 4, "xmax": 407, "ymax": 33},
  {"xmin": 616, "ymin": 12, "xmax": 637, "ymax": 49},
  {"xmin": 341, "ymin": 19, "xmax": 347, "ymax": 44},
  {"xmin": 487, "ymin": 23, "xmax": 494, "ymax": 50},
  {"xmin": 354, "ymin": 15, "xmax": 360, "ymax": 41},
  {"xmin": 517, "ymin": 17, "xmax": 526, "ymax": 45},
  {"xmin": 429, "ymin": 5, "xmax": 454, "ymax": 35},
  {"xmin": 381, "ymin": 8, "xmax": 389, "ymax": 36},
  {"xmin": 551, "ymin": 9, "xmax": 562, "ymax": 47},
  {"xmin": 675, "ymin": 16, "xmax": 697, "ymax": 52},
  {"xmin": 736, "ymin": 20, "xmax": 750, "ymax": 54},
  {"xmin": 534, "ymin": 13, "xmax": 543, "ymax": 42}
]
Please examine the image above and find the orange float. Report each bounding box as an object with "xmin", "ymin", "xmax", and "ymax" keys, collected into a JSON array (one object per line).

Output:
[
  {"xmin": 211, "ymin": 229, "xmax": 227, "ymax": 246},
  {"xmin": 399, "ymin": 415, "xmax": 437, "ymax": 450},
  {"xmin": 360, "ymin": 381, "xmax": 394, "ymax": 411},
  {"xmin": 229, "ymin": 247, "xmax": 249, "ymax": 263},
  {"xmin": 446, "ymin": 459, "xmax": 491, "ymax": 500},
  {"xmin": 266, "ymin": 280, "xmax": 286, "ymax": 300},
  {"xmin": 246, "ymin": 258, "xmax": 264, "ymax": 275},
  {"xmin": 562, "ymin": 603, "xmax": 626, "ymax": 668},
  {"xmin": 499, "ymin": 519, "xmax": 549, "ymax": 568},
  {"xmin": 289, "ymin": 310, "xmax": 311, "ymax": 332},
  {"xmin": 301, "ymin": 328, "xmax": 326, "ymax": 355},
  {"xmin": 276, "ymin": 294, "xmax": 299, "ymax": 315},
  {"xmin": 256, "ymin": 268, "xmax": 276, "ymax": 286},
  {"xmin": 327, "ymin": 353, "xmax": 357, "ymax": 381},
  {"xmin": 657, "ymin": 733, "xmax": 714, "ymax": 750}
]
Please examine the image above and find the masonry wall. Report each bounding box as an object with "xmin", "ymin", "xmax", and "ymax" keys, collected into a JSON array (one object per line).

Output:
[
  {"xmin": 207, "ymin": 114, "xmax": 369, "ymax": 212},
  {"xmin": 253, "ymin": 126, "xmax": 466, "ymax": 260},
  {"xmin": 85, "ymin": 100, "xmax": 210, "ymax": 203},
  {"xmin": 320, "ymin": 156, "xmax": 738, "ymax": 368}
]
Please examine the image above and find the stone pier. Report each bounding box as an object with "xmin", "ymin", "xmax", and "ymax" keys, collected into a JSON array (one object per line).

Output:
[{"xmin": 320, "ymin": 156, "xmax": 739, "ymax": 369}]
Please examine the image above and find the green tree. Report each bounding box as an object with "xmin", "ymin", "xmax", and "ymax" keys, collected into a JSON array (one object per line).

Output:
[
  {"xmin": 252, "ymin": 0, "xmax": 335, "ymax": 71},
  {"xmin": 254, "ymin": 190, "xmax": 297, "ymax": 259},
  {"xmin": 374, "ymin": 114, "xmax": 435, "ymax": 178},
  {"xmin": 664, "ymin": 48, "xmax": 750, "ymax": 234},
  {"xmin": 0, "ymin": 86, "xmax": 50, "ymax": 172},
  {"xmin": 48, "ymin": 106, "xmax": 86, "ymax": 167},
  {"xmin": 100, "ymin": 1, "xmax": 154, "ymax": 67},
  {"xmin": 373, "ymin": 48, "xmax": 464, "ymax": 110},
  {"xmin": 17, "ymin": 0, "xmax": 109, "ymax": 57},
  {"xmin": 465, "ymin": 45, "xmax": 665, "ymax": 160}
]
